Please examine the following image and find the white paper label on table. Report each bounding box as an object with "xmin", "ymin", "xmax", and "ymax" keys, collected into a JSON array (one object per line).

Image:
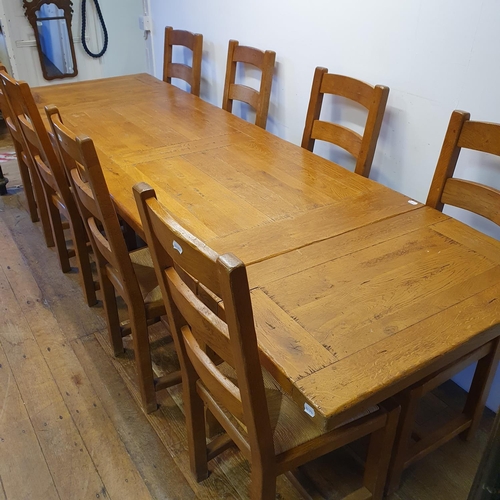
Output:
[{"xmin": 304, "ymin": 403, "xmax": 315, "ymax": 417}]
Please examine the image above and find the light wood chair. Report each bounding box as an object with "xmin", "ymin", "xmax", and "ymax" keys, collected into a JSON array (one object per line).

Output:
[
  {"xmin": 301, "ymin": 67, "xmax": 389, "ymax": 178},
  {"xmin": 386, "ymin": 109, "xmax": 500, "ymax": 494},
  {"xmin": 46, "ymin": 105, "xmax": 181, "ymax": 414},
  {"xmin": 163, "ymin": 27, "xmax": 203, "ymax": 97},
  {"xmin": 0, "ymin": 67, "xmax": 53, "ymax": 245},
  {"xmin": 222, "ymin": 40, "xmax": 275, "ymax": 129},
  {"xmin": 134, "ymin": 181, "xmax": 400, "ymax": 500},
  {"xmin": 0, "ymin": 71, "xmax": 97, "ymax": 307}
]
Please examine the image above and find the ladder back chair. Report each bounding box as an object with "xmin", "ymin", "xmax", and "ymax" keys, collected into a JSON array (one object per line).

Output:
[
  {"xmin": 386, "ymin": 109, "xmax": 500, "ymax": 494},
  {"xmin": 222, "ymin": 40, "xmax": 276, "ymax": 129},
  {"xmin": 0, "ymin": 67, "xmax": 52, "ymax": 244},
  {"xmin": 0, "ymin": 72, "xmax": 97, "ymax": 307},
  {"xmin": 163, "ymin": 26, "xmax": 203, "ymax": 97},
  {"xmin": 134, "ymin": 182, "xmax": 400, "ymax": 500},
  {"xmin": 46, "ymin": 106, "xmax": 181, "ymax": 413},
  {"xmin": 301, "ymin": 66, "xmax": 389, "ymax": 178}
]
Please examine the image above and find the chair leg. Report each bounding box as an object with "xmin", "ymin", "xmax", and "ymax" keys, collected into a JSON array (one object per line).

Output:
[
  {"xmin": 70, "ymin": 218, "xmax": 97, "ymax": 307},
  {"xmin": 47, "ymin": 199, "xmax": 71, "ymax": 273},
  {"xmin": 14, "ymin": 145, "xmax": 38, "ymax": 223},
  {"xmin": 362, "ymin": 402, "xmax": 400, "ymax": 500},
  {"xmin": 30, "ymin": 164, "xmax": 54, "ymax": 247},
  {"xmin": 185, "ymin": 378, "xmax": 209, "ymax": 481},
  {"xmin": 249, "ymin": 462, "xmax": 276, "ymax": 500},
  {"xmin": 462, "ymin": 339, "xmax": 500, "ymax": 441},
  {"xmin": 385, "ymin": 387, "xmax": 422, "ymax": 496},
  {"xmin": 128, "ymin": 305, "xmax": 157, "ymax": 413},
  {"xmin": 98, "ymin": 266, "xmax": 123, "ymax": 355}
]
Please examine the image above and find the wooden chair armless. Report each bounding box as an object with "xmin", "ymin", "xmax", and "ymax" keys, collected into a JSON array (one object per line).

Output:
[
  {"xmin": 46, "ymin": 105, "xmax": 181, "ymax": 414},
  {"xmin": 163, "ymin": 27, "xmax": 203, "ymax": 97},
  {"xmin": 134, "ymin": 181, "xmax": 400, "ymax": 500},
  {"xmin": 0, "ymin": 67, "xmax": 52, "ymax": 244},
  {"xmin": 0, "ymin": 72, "xmax": 97, "ymax": 307},
  {"xmin": 222, "ymin": 40, "xmax": 275, "ymax": 129},
  {"xmin": 386, "ymin": 110, "xmax": 500, "ymax": 494},
  {"xmin": 301, "ymin": 67, "xmax": 389, "ymax": 178}
]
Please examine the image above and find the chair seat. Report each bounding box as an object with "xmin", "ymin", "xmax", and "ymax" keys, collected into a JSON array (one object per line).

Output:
[
  {"xmin": 129, "ymin": 247, "xmax": 163, "ymax": 306},
  {"xmin": 215, "ymin": 362, "xmax": 379, "ymax": 454}
]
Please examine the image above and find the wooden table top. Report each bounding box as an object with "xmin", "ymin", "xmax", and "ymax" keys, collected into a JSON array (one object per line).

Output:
[
  {"xmin": 34, "ymin": 74, "xmax": 421, "ymax": 264},
  {"xmin": 33, "ymin": 74, "xmax": 500, "ymax": 430},
  {"xmin": 247, "ymin": 208, "xmax": 500, "ymax": 428}
]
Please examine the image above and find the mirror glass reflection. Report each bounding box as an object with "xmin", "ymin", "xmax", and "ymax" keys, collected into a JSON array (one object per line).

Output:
[{"xmin": 35, "ymin": 4, "xmax": 76, "ymax": 79}]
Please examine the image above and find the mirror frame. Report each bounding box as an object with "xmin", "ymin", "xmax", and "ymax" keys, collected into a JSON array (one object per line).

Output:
[{"xmin": 23, "ymin": 0, "xmax": 78, "ymax": 81}]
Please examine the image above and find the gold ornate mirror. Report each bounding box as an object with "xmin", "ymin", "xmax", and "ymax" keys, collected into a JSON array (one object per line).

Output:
[{"xmin": 23, "ymin": 0, "xmax": 78, "ymax": 80}]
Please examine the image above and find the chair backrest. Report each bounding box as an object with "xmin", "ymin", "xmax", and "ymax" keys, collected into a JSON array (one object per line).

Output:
[
  {"xmin": 163, "ymin": 27, "xmax": 203, "ymax": 97},
  {"xmin": 0, "ymin": 67, "xmax": 47, "ymax": 229},
  {"xmin": 46, "ymin": 105, "xmax": 139, "ymax": 295},
  {"xmin": 0, "ymin": 71, "xmax": 68, "ymax": 195},
  {"xmin": 16, "ymin": 110, "xmax": 66, "ymax": 198},
  {"xmin": 0, "ymin": 65, "xmax": 15, "ymax": 132},
  {"xmin": 0, "ymin": 68, "xmax": 29, "ymax": 154},
  {"xmin": 222, "ymin": 39, "xmax": 276, "ymax": 129},
  {"xmin": 134, "ymin": 182, "xmax": 275, "ymax": 461},
  {"xmin": 426, "ymin": 110, "xmax": 500, "ymax": 225},
  {"xmin": 301, "ymin": 67, "xmax": 389, "ymax": 178}
]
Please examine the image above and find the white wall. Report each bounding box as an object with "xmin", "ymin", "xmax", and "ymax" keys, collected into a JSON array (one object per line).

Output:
[
  {"xmin": 1, "ymin": 0, "xmax": 147, "ymax": 86},
  {"xmin": 150, "ymin": 0, "xmax": 500, "ymax": 411},
  {"xmin": 97, "ymin": 0, "xmax": 148, "ymax": 78},
  {"xmin": 0, "ymin": 32, "xmax": 12, "ymax": 74}
]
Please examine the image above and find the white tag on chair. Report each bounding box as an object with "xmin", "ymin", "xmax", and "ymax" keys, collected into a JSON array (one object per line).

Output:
[{"xmin": 173, "ymin": 240, "xmax": 183, "ymax": 254}]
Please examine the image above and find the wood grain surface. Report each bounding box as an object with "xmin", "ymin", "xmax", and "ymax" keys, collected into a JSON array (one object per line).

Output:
[
  {"xmin": 33, "ymin": 73, "xmax": 421, "ymax": 260},
  {"xmin": 249, "ymin": 208, "xmax": 500, "ymax": 429},
  {"xmin": 0, "ymin": 126, "xmax": 496, "ymax": 498},
  {"xmin": 33, "ymin": 74, "xmax": 500, "ymax": 432}
]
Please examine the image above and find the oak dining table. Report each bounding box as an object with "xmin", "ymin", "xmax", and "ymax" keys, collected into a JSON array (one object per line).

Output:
[{"xmin": 33, "ymin": 73, "xmax": 500, "ymax": 432}]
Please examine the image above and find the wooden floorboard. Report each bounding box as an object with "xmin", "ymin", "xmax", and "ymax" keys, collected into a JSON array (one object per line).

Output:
[
  {"xmin": 72, "ymin": 333, "xmax": 196, "ymax": 500},
  {"xmin": 0, "ymin": 341, "xmax": 60, "ymax": 500},
  {"xmin": 0, "ymin": 129, "xmax": 495, "ymax": 499},
  {"xmin": 0, "ymin": 251, "xmax": 112, "ymax": 499}
]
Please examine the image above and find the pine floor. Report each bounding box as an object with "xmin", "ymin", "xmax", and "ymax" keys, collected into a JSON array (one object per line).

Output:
[{"xmin": 0, "ymin": 124, "xmax": 495, "ymax": 500}]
